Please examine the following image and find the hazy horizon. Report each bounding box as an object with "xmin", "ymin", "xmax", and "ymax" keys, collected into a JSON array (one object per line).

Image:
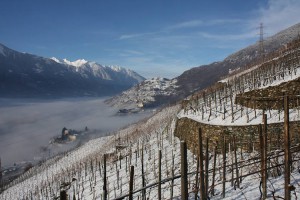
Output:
[{"xmin": 0, "ymin": 97, "xmax": 151, "ymax": 167}]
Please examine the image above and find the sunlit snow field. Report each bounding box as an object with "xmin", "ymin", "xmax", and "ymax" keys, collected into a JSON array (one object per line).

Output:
[{"xmin": 0, "ymin": 97, "xmax": 151, "ymax": 167}]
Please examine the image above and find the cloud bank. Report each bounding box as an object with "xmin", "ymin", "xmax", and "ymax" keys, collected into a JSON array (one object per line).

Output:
[{"xmin": 0, "ymin": 98, "xmax": 150, "ymax": 166}]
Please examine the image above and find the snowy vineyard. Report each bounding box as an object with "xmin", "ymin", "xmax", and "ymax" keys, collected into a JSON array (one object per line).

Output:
[
  {"xmin": 180, "ymin": 37, "xmax": 300, "ymax": 126},
  {"xmin": 1, "ymin": 102, "xmax": 300, "ymax": 199}
]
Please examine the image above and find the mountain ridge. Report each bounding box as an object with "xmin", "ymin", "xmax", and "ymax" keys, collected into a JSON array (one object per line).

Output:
[{"xmin": 0, "ymin": 43, "xmax": 145, "ymax": 97}]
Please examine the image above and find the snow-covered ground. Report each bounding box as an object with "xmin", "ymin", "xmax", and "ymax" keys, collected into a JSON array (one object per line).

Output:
[
  {"xmin": 179, "ymin": 52, "xmax": 300, "ymax": 126},
  {"xmin": 107, "ymin": 77, "xmax": 178, "ymax": 109}
]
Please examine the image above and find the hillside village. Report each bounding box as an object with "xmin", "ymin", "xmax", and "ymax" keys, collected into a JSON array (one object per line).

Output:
[{"xmin": 1, "ymin": 29, "xmax": 300, "ymax": 200}]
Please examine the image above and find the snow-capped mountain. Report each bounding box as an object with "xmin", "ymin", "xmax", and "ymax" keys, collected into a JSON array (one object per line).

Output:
[
  {"xmin": 0, "ymin": 44, "xmax": 145, "ymax": 97},
  {"xmin": 51, "ymin": 58, "xmax": 88, "ymax": 67},
  {"xmin": 51, "ymin": 57, "xmax": 145, "ymax": 84}
]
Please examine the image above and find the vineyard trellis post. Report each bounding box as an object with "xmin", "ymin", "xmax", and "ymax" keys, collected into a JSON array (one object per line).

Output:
[
  {"xmin": 263, "ymin": 114, "xmax": 268, "ymax": 199},
  {"xmin": 211, "ymin": 144, "xmax": 217, "ymax": 196},
  {"xmin": 158, "ymin": 150, "xmax": 162, "ymax": 200},
  {"xmin": 284, "ymin": 95, "xmax": 291, "ymax": 200},
  {"xmin": 60, "ymin": 190, "xmax": 67, "ymax": 200},
  {"xmin": 129, "ymin": 165, "xmax": 134, "ymax": 200},
  {"xmin": 103, "ymin": 154, "xmax": 107, "ymax": 200},
  {"xmin": 180, "ymin": 141, "xmax": 188, "ymax": 200},
  {"xmin": 198, "ymin": 128, "xmax": 206, "ymax": 200},
  {"xmin": 233, "ymin": 135, "xmax": 240, "ymax": 189},
  {"xmin": 259, "ymin": 121, "xmax": 267, "ymax": 199},
  {"xmin": 222, "ymin": 135, "xmax": 226, "ymax": 198},
  {"xmin": 171, "ymin": 149, "xmax": 175, "ymax": 199},
  {"xmin": 194, "ymin": 155, "xmax": 199, "ymax": 200},
  {"xmin": 141, "ymin": 143, "xmax": 146, "ymax": 200},
  {"xmin": 205, "ymin": 137, "xmax": 209, "ymax": 197}
]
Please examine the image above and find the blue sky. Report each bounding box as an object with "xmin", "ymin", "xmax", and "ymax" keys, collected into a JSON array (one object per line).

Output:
[{"xmin": 0, "ymin": 0, "xmax": 300, "ymax": 78}]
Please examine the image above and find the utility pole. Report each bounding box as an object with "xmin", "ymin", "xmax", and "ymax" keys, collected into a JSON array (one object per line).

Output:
[{"xmin": 259, "ymin": 23, "xmax": 265, "ymax": 62}]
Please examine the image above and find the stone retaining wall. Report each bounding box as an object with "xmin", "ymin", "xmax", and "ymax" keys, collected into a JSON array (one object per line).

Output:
[{"xmin": 174, "ymin": 117, "xmax": 300, "ymax": 153}]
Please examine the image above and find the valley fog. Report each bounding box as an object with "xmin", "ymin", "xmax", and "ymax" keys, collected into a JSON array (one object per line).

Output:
[{"xmin": 0, "ymin": 97, "xmax": 151, "ymax": 167}]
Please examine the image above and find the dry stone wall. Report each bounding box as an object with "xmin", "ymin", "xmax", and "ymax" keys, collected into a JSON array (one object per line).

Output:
[{"xmin": 175, "ymin": 117, "xmax": 300, "ymax": 153}]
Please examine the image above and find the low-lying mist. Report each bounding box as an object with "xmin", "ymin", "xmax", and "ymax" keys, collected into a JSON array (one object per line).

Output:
[{"xmin": 0, "ymin": 97, "xmax": 151, "ymax": 167}]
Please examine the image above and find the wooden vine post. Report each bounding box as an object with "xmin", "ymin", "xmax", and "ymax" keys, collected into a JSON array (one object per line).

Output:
[
  {"xmin": 170, "ymin": 150, "xmax": 175, "ymax": 199},
  {"xmin": 158, "ymin": 150, "xmax": 162, "ymax": 200},
  {"xmin": 141, "ymin": 143, "xmax": 146, "ymax": 200},
  {"xmin": 103, "ymin": 154, "xmax": 107, "ymax": 200},
  {"xmin": 194, "ymin": 155, "xmax": 199, "ymax": 200},
  {"xmin": 284, "ymin": 95, "xmax": 291, "ymax": 200},
  {"xmin": 180, "ymin": 141, "xmax": 188, "ymax": 200},
  {"xmin": 222, "ymin": 135, "xmax": 227, "ymax": 198},
  {"xmin": 198, "ymin": 128, "xmax": 206, "ymax": 200},
  {"xmin": 60, "ymin": 190, "xmax": 67, "ymax": 200},
  {"xmin": 259, "ymin": 123, "xmax": 267, "ymax": 199},
  {"xmin": 129, "ymin": 166, "xmax": 134, "ymax": 200},
  {"xmin": 263, "ymin": 114, "xmax": 268, "ymax": 199},
  {"xmin": 211, "ymin": 144, "xmax": 217, "ymax": 196},
  {"xmin": 230, "ymin": 88, "xmax": 234, "ymax": 123},
  {"xmin": 233, "ymin": 135, "xmax": 240, "ymax": 189},
  {"xmin": 205, "ymin": 137, "xmax": 209, "ymax": 197}
]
